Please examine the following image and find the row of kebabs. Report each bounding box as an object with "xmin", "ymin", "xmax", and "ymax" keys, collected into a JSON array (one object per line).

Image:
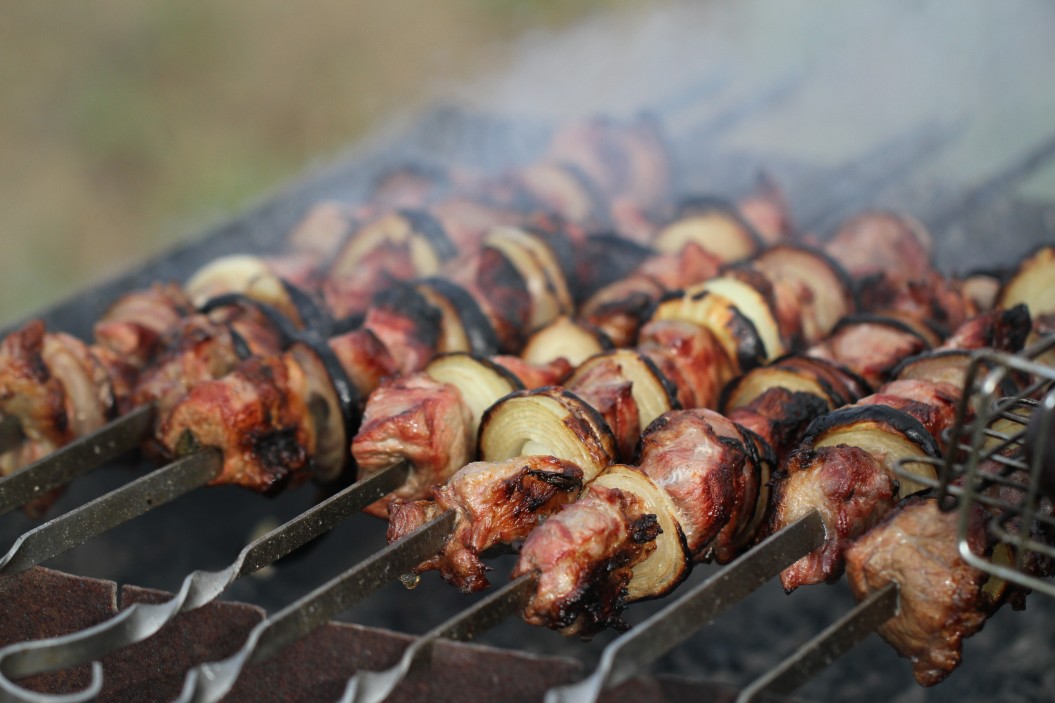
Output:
[
  {"xmin": 0, "ymin": 115, "xmax": 791, "ymax": 494},
  {"xmin": 152, "ymin": 202, "xmax": 1048, "ymax": 689},
  {"xmin": 0, "ymin": 115, "xmax": 1050, "ymax": 688}
]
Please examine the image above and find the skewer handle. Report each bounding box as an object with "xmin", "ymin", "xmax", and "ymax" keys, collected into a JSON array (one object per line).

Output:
[
  {"xmin": 341, "ymin": 572, "xmax": 538, "ymax": 703},
  {"xmin": 177, "ymin": 509, "xmax": 457, "ymax": 703}
]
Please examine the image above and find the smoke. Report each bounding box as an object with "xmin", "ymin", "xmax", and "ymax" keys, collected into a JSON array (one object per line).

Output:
[{"xmin": 457, "ymin": 0, "xmax": 1055, "ymax": 193}]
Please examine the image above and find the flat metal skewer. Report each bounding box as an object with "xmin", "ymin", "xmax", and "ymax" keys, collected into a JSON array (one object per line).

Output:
[
  {"xmin": 735, "ymin": 582, "xmax": 899, "ymax": 703},
  {"xmin": 0, "ymin": 461, "xmax": 411, "ymax": 703},
  {"xmin": 544, "ymin": 510, "xmax": 825, "ymax": 703},
  {"xmin": 0, "ymin": 405, "xmax": 155, "ymax": 516},
  {"xmin": 341, "ymin": 571, "xmax": 539, "ymax": 703},
  {"xmin": 176, "ymin": 509, "xmax": 458, "ymax": 703},
  {"xmin": 0, "ymin": 447, "xmax": 222, "ymax": 574}
]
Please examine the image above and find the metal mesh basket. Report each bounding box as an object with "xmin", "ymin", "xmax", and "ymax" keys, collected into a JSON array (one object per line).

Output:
[{"xmin": 895, "ymin": 334, "xmax": 1055, "ymax": 597}]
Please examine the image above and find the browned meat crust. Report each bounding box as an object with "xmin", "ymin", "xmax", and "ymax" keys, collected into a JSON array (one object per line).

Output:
[
  {"xmin": 807, "ymin": 319, "xmax": 928, "ymax": 388},
  {"xmin": 514, "ymin": 483, "xmax": 659, "ymax": 636},
  {"xmin": 636, "ymin": 409, "xmax": 764, "ymax": 559},
  {"xmin": 845, "ymin": 497, "xmax": 992, "ymax": 687},
  {"xmin": 93, "ymin": 283, "xmax": 195, "ymax": 368},
  {"xmin": 566, "ymin": 359, "xmax": 640, "ymax": 461},
  {"xmin": 388, "ymin": 456, "xmax": 583, "ymax": 592},
  {"xmin": 773, "ymin": 444, "xmax": 897, "ymax": 591},
  {"xmin": 0, "ymin": 321, "xmax": 115, "ymax": 478},
  {"xmin": 824, "ymin": 211, "xmax": 932, "ymax": 281},
  {"xmin": 353, "ymin": 373, "xmax": 474, "ymax": 519},
  {"xmin": 159, "ymin": 353, "xmax": 315, "ymax": 494},
  {"xmin": 638, "ymin": 319, "xmax": 734, "ymax": 410},
  {"xmin": 581, "ymin": 275, "xmax": 666, "ymax": 348},
  {"xmin": 491, "ymin": 355, "xmax": 573, "ymax": 389}
]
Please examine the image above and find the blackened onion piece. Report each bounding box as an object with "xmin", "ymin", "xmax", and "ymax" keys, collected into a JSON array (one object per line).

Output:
[
  {"xmin": 650, "ymin": 289, "xmax": 767, "ymax": 374},
  {"xmin": 575, "ymin": 234, "xmax": 655, "ymax": 298},
  {"xmin": 200, "ymin": 294, "xmax": 299, "ymax": 348},
  {"xmin": 654, "ymin": 196, "xmax": 761, "ymax": 264},
  {"xmin": 418, "ymin": 277, "xmax": 500, "ymax": 356},
  {"xmin": 396, "ymin": 208, "xmax": 458, "ymax": 261},
  {"xmin": 425, "ymin": 353, "xmax": 522, "ymax": 436},
  {"xmin": 281, "ymin": 279, "xmax": 334, "ymax": 335},
  {"xmin": 802, "ymin": 403, "xmax": 941, "ymax": 496},
  {"xmin": 292, "ymin": 337, "xmax": 360, "ymax": 484},
  {"xmin": 688, "ymin": 272, "xmax": 786, "ymax": 361},
  {"xmin": 749, "ymin": 244, "xmax": 856, "ymax": 344},
  {"xmin": 479, "ymin": 387, "xmax": 616, "ymax": 483}
]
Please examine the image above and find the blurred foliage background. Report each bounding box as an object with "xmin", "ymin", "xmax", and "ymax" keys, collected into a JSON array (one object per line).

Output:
[{"xmin": 0, "ymin": 1, "xmax": 638, "ymax": 325}]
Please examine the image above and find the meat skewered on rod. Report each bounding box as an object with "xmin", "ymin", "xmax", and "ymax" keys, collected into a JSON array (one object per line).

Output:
[
  {"xmin": 0, "ymin": 193, "xmax": 776, "ymax": 700},
  {"xmin": 543, "ymin": 249, "xmax": 1048, "ymax": 703},
  {"xmin": 735, "ymin": 255, "xmax": 1055, "ymax": 701},
  {"xmin": 4, "ymin": 119, "xmax": 776, "ymax": 515},
  {"xmin": 174, "ymin": 215, "xmax": 938, "ymax": 701}
]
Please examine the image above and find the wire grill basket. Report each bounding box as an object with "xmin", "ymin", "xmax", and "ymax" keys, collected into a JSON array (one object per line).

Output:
[{"xmin": 895, "ymin": 333, "xmax": 1055, "ymax": 598}]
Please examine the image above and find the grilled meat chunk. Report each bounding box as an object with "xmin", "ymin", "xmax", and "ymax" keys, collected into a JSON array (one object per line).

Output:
[
  {"xmin": 856, "ymin": 378, "xmax": 960, "ymax": 449},
  {"xmin": 514, "ymin": 483, "xmax": 658, "ymax": 636},
  {"xmin": 353, "ymin": 373, "xmax": 475, "ymax": 519},
  {"xmin": 388, "ymin": 456, "xmax": 583, "ymax": 592},
  {"xmin": 93, "ymin": 283, "xmax": 195, "ymax": 368},
  {"xmin": 824, "ymin": 211, "xmax": 932, "ymax": 281},
  {"xmin": 774, "ymin": 444, "xmax": 896, "ymax": 590},
  {"xmin": 845, "ymin": 497, "xmax": 992, "ymax": 687},
  {"xmin": 159, "ymin": 354, "xmax": 315, "ymax": 494},
  {"xmin": 808, "ymin": 317, "xmax": 929, "ymax": 388},
  {"xmin": 0, "ymin": 321, "xmax": 114, "ymax": 475},
  {"xmin": 637, "ymin": 408, "xmax": 767, "ymax": 560},
  {"xmin": 638, "ymin": 319, "xmax": 734, "ymax": 410}
]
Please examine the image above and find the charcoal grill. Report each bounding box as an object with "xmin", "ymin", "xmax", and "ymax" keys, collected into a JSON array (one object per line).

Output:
[{"xmin": 3, "ymin": 4, "xmax": 1055, "ymax": 701}]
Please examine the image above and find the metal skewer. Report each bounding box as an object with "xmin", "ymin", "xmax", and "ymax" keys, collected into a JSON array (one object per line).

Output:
[
  {"xmin": 735, "ymin": 582, "xmax": 898, "ymax": 703},
  {"xmin": 176, "ymin": 509, "xmax": 458, "ymax": 703},
  {"xmin": 0, "ymin": 448, "xmax": 222, "ymax": 575},
  {"xmin": 544, "ymin": 510, "xmax": 825, "ymax": 703},
  {"xmin": 341, "ymin": 571, "xmax": 539, "ymax": 703},
  {"xmin": 0, "ymin": 461, "xmax": 411, "ymax": 703},
  {"xmin": 0, "ymin": 404, "xmax": 155, "ymax": 517}
]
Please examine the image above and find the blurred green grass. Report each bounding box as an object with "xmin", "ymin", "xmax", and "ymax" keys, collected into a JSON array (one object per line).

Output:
[{"xmin": 0, "ymin": 1, "xmax": 630, "ymax": 326}]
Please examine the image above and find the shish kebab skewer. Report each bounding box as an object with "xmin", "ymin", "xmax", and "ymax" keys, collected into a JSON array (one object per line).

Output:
[
  {"xmin": 541, "ymin": 265, "xmax": 1044, "ymax": 703},
  {"xmin": 379, "ymin": 211, "xmax": 960, "ymax": 599},
  {"xmin": 340, "ymin": 221, "xmax": 1006, "ymax": 701},
  {"xmin": 161, "ymin": 216, "xmax": 945, "ymax": 702},
  {"xmin": 736, "ymin": 253, "xmax": 1055, "ymax": 701},
  {"xmin": 0, "ymin": 113, "xmax": 689, "ymax": 475},
  {"xmin": 0, "ymin": 131, "xmax": 784, "ymax": 513},
  {"xmin": 0, "ymin": 202, "xmax": 776, "ymax": 701},
  {"xmin": 0, "ymin": 185, "xmax": 774, "ymax": 523}
]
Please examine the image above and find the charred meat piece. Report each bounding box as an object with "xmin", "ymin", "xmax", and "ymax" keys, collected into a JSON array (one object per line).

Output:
[
  {"xmin": 638, "ymin": 319, "xmax": 735, "ymax": 411},
  {"xmin": 636, "ymin": 408, "xmax": 767, "ymax": 560},
  {"xmin": 773, "ymin": 444, "xmax": 896, "ymax": 591},
  {"xmin": 856, "ymin": 378, "xmax": 960, "ymax": 449},
  {"xmin": 388, "ymin": 456, "xmax": 583, "ymax": 592},
  {"xmin": 130, "ymin": 306, "xmax": 284, "ymax": 417},
  {"xmin": 845, "ymin": 497, "xmax": 993, "ymax": 687},
  {"xmin": 824, "ymin": 211, "xmax": 932, "ymax": 281},
  {"xmin": 353, "ymin": 373, "xmax": 475, "ymax": 519},
  {"xmin": 565, "ymin": 358, "xmax": 641, "ymax": 461},
  {"xmin": 0, "ymin": 321, "xmax": 115, "ymax": 475},
  {"xmin": 581, "ymin": 275, "xmax": 666, "ymax": 348},
  {"xmin": 807, "ymin": 316, "xmax": 929, "ymax": 389},
  {"xmin": 360, "ymin": 286, "xmax": 442, "ymax": 376},
  {"xmin": 93, "ymin": 283, "xmax": 195, "ymax": 368},
  {"xmin": 514, "ymin": 482, "xmax": 658, "ymax": 637},
  {"xmin": 159, "ymin": 353, "xmax": 316, "ymax": 495}
]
